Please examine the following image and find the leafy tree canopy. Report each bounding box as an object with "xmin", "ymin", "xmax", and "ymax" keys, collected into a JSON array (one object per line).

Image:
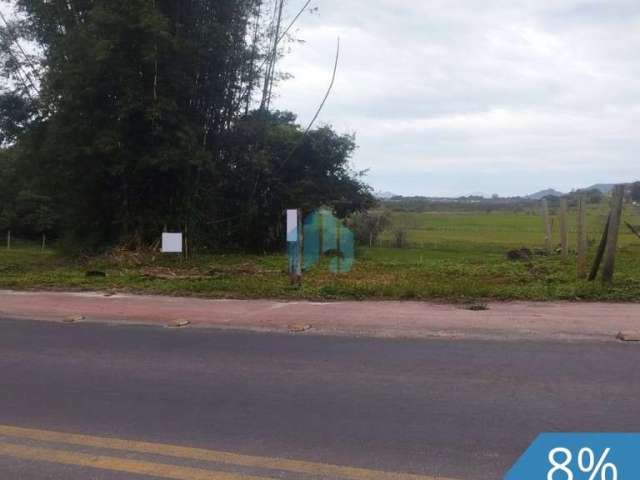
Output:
[{"xmin": 0, "ymin": 0, "xmax": 374, "ymax": 250}]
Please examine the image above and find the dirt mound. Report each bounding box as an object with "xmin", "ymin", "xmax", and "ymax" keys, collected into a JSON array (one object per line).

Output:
[{"xmin": 506, "ymin": 248, "xmax": 533, "ymax": 262}]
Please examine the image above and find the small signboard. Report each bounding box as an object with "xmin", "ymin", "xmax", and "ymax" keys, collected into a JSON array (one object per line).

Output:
[
  {"xmin": 162, "ymin": 233, "xmax": 183, "ymax": 253},
  {"xmin": 286, "ymin": 210, "xmax": 298, "ymax": 242},
  {"xmin": 287, "ymin": 209, "xmax": 302, "ymax": 284}
]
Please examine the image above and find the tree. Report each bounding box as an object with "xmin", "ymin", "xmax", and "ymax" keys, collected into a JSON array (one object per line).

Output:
[
  {"xmin": 631, "ymin": 182, "xmax": 640, "ymax": 203},
  {"xmin": 0, "ymin": 148, "xmax": 18, "ymax": 236},
  {"xmin": 393, "ymin": 226, "xmax": 408, "ymax": 249},
  {"xmin": 0, "ymin": 1, "xmax": 263, "ymax": 245},
  {"xmin": 15, "ymin": 190, "xmax": 56, "ymax": 242},
  {"xmin": 1, "ymin": 1, "xmax": 374, "ymax": 251},
  {"xmin": 0, "ymin": 93, "xmax": 37, "ymax": 146},
  {"xmin": 213, "ymin": 111, "xmax": 375, "ymax": 250},
  {"xmin": 347, "ymin": 210, "xmax": 392, "ymax": 247}
]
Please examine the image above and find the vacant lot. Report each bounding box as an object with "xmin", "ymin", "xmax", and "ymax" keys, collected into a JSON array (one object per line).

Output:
[
  {"xmin": 380, "ymin": 203, "xmax": 640, "ymax": 248},
  {"xmin": 1, "ymin": 205, "xmax": 639, "ymax": 302}
]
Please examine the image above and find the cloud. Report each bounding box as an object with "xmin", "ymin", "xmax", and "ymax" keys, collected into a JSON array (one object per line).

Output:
[
  {"xmin": 2, "ymin": 1, "xmax": 638, "ymax": 196},
  {"xmin": 275, "ymin": 0, "xmax": 640, "ymax": 195}
]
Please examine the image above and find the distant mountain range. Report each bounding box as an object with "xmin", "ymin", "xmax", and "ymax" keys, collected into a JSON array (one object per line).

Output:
[
  {"xmin": 525, "ymin": 184, "xmax": 617, "ymax": 200},
  {"xmin": 525, "ymin": 189, "xmax": 565, "ymax": 200},
  {"xmin": 583, "ymin": 183, "xmax": 616, "ymax": 194},
  {"xmin": 374, "ymin": 191, "xmax": 399, "ymax": 199},
  {"xmin": 375, "ymin": 183, "xmax": 627, "ymax": 201}
]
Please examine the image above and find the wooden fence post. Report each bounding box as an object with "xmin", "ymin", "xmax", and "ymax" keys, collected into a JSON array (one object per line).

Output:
[
  {"xmin": 576, "ymin": 196, "xmax": 588, "ymax": 279},
  {"xmin": 625, "ymin": 221, "xmax": 640, "ymax": 240},
  {"xmin": 601, "ymin": 185, "xmax": 625, "ymax": 283},
  {"xmin": 588, "ymin": 214, "xmax": 610, "ymax": 281},
  {"xmin": 559, "ymin": 198, "xmax": 568, "ymax": 260},
  {"xmin": 6, "ymin": 230, "xmax": 10, "ymax": 250},
  {"xmin": 183, "ymin": 224, "xmax": 190, "ymax": 261},
  {"xmin": 542, "ymin": 199, "xmax": 553, "ymax": 254}
]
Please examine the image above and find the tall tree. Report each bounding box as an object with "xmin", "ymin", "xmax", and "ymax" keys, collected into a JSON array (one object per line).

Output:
[
  {"xmin": 1, "ymin": 0, "xmax": 374, "ymax": 251},
  {"xmin": 4, "ymin": 0, "xmax": 264, "ymax": 245}
]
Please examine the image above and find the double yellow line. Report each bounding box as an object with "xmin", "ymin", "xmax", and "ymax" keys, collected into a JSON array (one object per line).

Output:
[{"xmin": 0, "ymin": 424, "xmax": 456, "ymax": 480}]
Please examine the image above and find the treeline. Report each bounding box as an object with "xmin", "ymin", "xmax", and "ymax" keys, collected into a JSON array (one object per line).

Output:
[
  {"xmin": 382, "ymin": 196, "xmax": 543, "ymax": 213},
  {"xmin": 380, "ymin": 189, "xmax": 613, "ymax": 214},
  {"xmin": 0, "ymin": 0, "xmax": 373, "ymax": 252}
]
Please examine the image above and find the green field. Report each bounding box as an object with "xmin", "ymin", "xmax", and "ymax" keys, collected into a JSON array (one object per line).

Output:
[
  {"xmin": 380, "ymin": 204, "xmax": 640, "ymax": 250},
  {"xmin": 1, "ymin": 205, "xmax": 639, "ymax": 302}
]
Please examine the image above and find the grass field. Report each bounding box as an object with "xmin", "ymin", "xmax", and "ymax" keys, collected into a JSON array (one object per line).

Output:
[
  {"xmin": 380, "ymin": 203, "xmax": 640, "ymax": 249},
  {"xmin": 1, "ymin": 204, "xmax": 639, "ymax": 302}
]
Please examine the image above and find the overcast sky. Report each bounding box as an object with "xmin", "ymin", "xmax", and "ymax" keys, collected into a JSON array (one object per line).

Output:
[
  {"xmin": 275, "ymin": 0, "xmax": 640, "ymax": 196},
  {"xmin": 2, "ymin": 2, "xmax": 639, "ymax": 197}
]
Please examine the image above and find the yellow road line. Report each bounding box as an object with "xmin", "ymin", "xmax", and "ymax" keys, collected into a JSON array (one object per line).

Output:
[
  {"xmin": 0, "ymin": 424, "xmax": 455, "ymax": 480},
  {"xmin": 0, "ymin": 441, "xmax": 274, "ymax": 480}
]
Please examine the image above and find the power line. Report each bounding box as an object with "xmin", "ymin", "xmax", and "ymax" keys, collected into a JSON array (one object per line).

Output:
[
  {"xmin": 275, "ymin": 36, "xmax": 340, "ymax": 174},
  {"xmin": 208, "ymin": 36, "xmax": 342, "ymax": 228}
]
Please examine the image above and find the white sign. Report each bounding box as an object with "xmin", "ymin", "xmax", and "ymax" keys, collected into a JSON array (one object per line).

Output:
[
  {"xmin": 286, "ymin": 210, "xmax": 298, "ymax": 242},
  {"xmin": 162, "ymin": 233, "xmax": 183, "ymax": 253}
]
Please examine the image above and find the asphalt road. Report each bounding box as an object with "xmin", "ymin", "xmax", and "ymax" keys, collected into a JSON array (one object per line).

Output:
[{"xmin": 1, "ymin": 317, "xmax": 639, "ymax": 480}]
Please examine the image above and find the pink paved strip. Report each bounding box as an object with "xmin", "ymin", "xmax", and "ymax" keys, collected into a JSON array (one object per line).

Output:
[{"xmin": 0, "ymin": 290, "xmax": 638, "ymax": 341}]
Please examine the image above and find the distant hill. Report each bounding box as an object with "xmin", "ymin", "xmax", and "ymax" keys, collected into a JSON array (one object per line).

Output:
[
  {"xmin": 526, "ymin": 189, "xmax": 564, "ymax": 200},
  {"xmin": 374, "ymin": 191, "xmax": 399, "ymax": 200},
  {"xmin": 583, "ymin": 184, "xmax": 615, "ymax": 194},
  {"xmin": 377, "ymin": 182, "xmax": 634, "ymax": 202}
]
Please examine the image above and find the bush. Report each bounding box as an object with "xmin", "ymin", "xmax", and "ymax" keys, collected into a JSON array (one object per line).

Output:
[{"xmin": 347, "ymin": 210, "xmax": 392, "ymax": 247}]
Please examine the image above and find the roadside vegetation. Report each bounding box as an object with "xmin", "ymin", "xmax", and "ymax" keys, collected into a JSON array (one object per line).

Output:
[
  {"xmin": 2, "ymin": 204, "xmax": 639, "ymax": 302},
  {"xmin": 1, "ymin": 3, "xmax": 639, "ymax": 303},
  {"xmin": 0, "ymin": 1, "xmax": 373, "ymax": 253}
]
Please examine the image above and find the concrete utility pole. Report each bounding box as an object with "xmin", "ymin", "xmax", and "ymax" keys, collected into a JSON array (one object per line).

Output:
[
  {"xmin": 576, "ymin": 196, "xmax": 588, "ymax": 279},
  {"xmin": 601, "ymin": 185, "xmax": 625, "ymax": 283}
]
